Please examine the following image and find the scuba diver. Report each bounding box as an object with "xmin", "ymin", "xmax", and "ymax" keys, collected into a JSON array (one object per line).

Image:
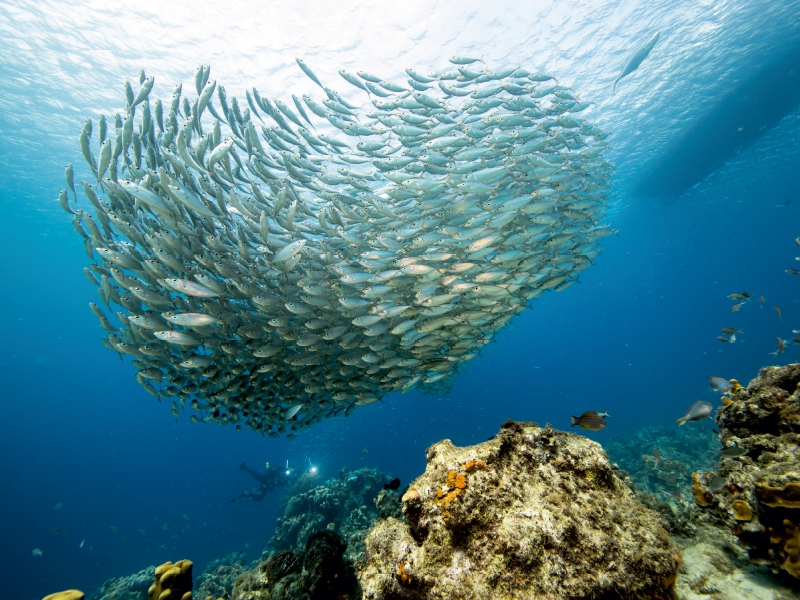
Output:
[{"xmin": 229, "ymin": 460, "xmax": 298, "ymax": 504}]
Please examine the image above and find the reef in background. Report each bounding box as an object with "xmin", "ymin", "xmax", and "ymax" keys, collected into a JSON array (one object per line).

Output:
[
  {"xmin": 358, "ymin": 420, "xmax": 679, "ymax": 599},
  {"xmin": 689, "ymin": 363, "xmax": 800, "ymax": 585},
  {"xmin": 194, "ymin": 552, "xmax": 249, "ymax": 600},
  {"xmin": 269, "ymin": 467, "xmax": 402, "ymax": 564},
  {"xmin": 605, "ymin": 425, "xmax": 717, "ymax": 536},
  {"xmin": 90, "ymin": 566, "xmax": 154, "ymax": 600}
]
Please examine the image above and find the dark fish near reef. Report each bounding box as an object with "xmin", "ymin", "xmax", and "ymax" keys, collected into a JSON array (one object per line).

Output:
[
  {"xmin": 570, "ymin": 411, "xmax": 606, "ymax": 432},
  {"xmin": 384, "ymin": 477, "xmax": 401, "ymax": 491},
  {"xmin": 786, "ymin": 269, "xmax": 800, "ymax": 275},
  {"xmin": 653, "ymin": 449, "xmax": 661, "ymax": 469},
  {"xmin": 774, "ymin": 306, "xmax": 783, "ymax": 320},
  {"xmin": 714, "ymin": 446, "xmax": 748, "ymax": 458},
  {"xmin": 717, "ymin": 335, "xmax": 731, "ymax": 343},
  {"xmin": 721, "ymin": 328, "xmax": 742, "ymax": 336},
  {"xmin": 730, "ymin": 303, "xmax": 744, "ymax": 312},
  {"xmin": 675, "ymin": 400, "xmax": 713, "ymax": 425},
  {"xmin": 708, "ymin": 475, "xmax": 726, "ymax": 492},
  {"xmin": 760, "ymin": 296, "xmax": 765, "ymax": 308},
  {"xmin": 709, "ymin": 376, "xmax": 733, "ymax": 393}
]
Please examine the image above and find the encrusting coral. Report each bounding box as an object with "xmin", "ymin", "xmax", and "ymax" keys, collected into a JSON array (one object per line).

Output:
[
  {"xmin": 42, "ymin": 592, "xmax": 84, "ymax": 600},
  {"xmin": 707, "ymin": 362, "xmax": 800, "ymax": 582},
  {"xmin": 358, "ymin": 420, "xmax": 679, "ymax": 599},
  {"xmin": 149, "ymin": 560, "xmax": 193, "ymax": 600}
]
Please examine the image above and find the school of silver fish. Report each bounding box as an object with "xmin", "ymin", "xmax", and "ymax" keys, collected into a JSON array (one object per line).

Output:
[{"xmin": 61, "ymin": 58, "xmax": 614, "ymax": 438}]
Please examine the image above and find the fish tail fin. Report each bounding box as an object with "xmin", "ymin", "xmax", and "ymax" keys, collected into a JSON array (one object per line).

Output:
[
  {"xmin": 675, "ymin": 417, "xmax": 686, "ymax": 426},
  {"xmin": 570, "ymin": 416, "xmax": 578, "ymax": 427}
]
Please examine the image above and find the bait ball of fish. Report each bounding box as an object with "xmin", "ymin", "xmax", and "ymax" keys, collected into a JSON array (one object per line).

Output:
[{"xmin": 63, "ymin": 60, "xmax": 614, "ymax": 438}]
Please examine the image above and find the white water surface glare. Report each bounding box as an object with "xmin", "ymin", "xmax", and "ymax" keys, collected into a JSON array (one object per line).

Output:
[{"xmin": 1, "ymin": 0, "xmax": 799, "ymax": 214}]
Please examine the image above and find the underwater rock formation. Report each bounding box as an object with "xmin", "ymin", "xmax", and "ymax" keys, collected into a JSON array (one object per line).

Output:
[
  {"xmin": 92, "ymin": 566, "xmax": 155, "ymax": 600},
  {"xmin": 149, "ymin": 560, "xmax": 193, "ymax": 600},
  {"xmin": 194, "ymin": 552, "xmax": 249, "ymax": 600},
  {"xmin": 700, "ymin": 363, "xmax": 800, "ymax": 583},
  {"xmin": 271, "ymin": 467, "xmax": 397, "ymax": 563},
  {"xmin": 358, "ymin": 420, "xmax": 679, "ymax": 599},
  {"xmin": 228, "ymin": 530, "xmax": 360, "ymax": 600}
]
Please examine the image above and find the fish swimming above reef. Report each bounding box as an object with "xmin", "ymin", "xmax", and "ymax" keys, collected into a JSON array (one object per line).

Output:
[
  {"xmin": 675, "ymin": 400, "xmax": 713, "ymax": 425},
  {"xmin": 62, "ymin": 61, "xmax": 613, "ymax": 437},
  {"xmin": 709, "ymin": 376, "xmax": 733, "ymax": 394},
  {"xmin": 612, "ymin": 31, "xmax": 660, "ymax": 93},
  {"xmin": 570, "ymin": 411, "xmax": 606, "ymax": 432},
  {"xmin": 771, "ymin": 337, "xmax": 787, "ymax": 356}
]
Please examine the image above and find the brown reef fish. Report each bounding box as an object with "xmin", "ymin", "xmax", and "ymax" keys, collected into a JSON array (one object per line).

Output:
[{"xmin": 570, "ymin": 411, "xmax": 606, "ymax": 432}]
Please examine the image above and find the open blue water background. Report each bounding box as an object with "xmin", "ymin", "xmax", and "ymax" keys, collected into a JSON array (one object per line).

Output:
[{"xmin": 1, "ymin": 1, "xmax": 799, "ymax": 597}]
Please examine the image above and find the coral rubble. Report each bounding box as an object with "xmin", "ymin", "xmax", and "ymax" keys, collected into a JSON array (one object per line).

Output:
[
  {"xmin": 270, "ymin": 467, "xmax": 397, "ymax": 563},
  {"xmin": 704, "ymin": 363, "xmax": 800, "ymax": 583},
  {"xmin": 359, "ymin": 420, "xmax": 679, "ymax": 599}
]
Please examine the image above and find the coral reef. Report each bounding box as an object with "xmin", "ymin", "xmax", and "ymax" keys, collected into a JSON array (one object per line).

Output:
[
  {"xmin": 92, "ymin": 566, "xmax": 155, "ymax": 600},
  {"xmin": 605, "ymin": 425, "xmax": 717, "ymax": 537},
  {"xmin": 358, "ymin": 420, "xmax": 679, "ymax": 599},
  {"xmin": 605, "ymin": 425, "xmax": 717, "ymax": 500},
  {"xmin": 149, "ymin": 560, "xmax": 193, "ymax": 600},
  {"xmin": 270, "ymin": 467, "xmax": 397, "ymax": 563},
  {"xmin": 194, "ymin": 552, "xmax": 249, "ymax": 600},
  {"xmin": 43, "ymin": 592, "xmax": 85, "ymax": 600},
  {"xmin": 702, "ymin": 363, "xmax": 800, "ymax": 583},
  {"xmin": 226, "ymin": 531, "xmax": 360, "ymax": 600}
]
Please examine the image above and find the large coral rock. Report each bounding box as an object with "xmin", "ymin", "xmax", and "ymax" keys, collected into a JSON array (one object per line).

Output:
[
  {"xmin": 359, "ymin": 420, "xmax": 679, "ymax": 599},
  {"xmin": 710, "ymin": 363, "xmax": 800, "ymax": 582}
]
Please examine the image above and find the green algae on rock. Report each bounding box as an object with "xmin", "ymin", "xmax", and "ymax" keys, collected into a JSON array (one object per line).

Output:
[
  {"xmin": 710, "ymin": 362, "xmax": 800, "ymax": 582},
  {"xmin": 358, "ymin": 420, "xmax": 679, "ymax": 599}
]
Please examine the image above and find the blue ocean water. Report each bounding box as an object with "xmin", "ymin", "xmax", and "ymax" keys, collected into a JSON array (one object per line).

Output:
[{"xmin": 1, "ymin": 1, "xmax": 799, "ymax": 598}]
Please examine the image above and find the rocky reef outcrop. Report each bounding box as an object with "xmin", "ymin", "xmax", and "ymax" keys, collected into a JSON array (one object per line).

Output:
[
  {"xmin": 270, "ymin": 467, "xmax": 400, "ymax": 563},
  {"xmin": 694, "ymin": 363, "xmax": 800, "ymax": 584},
  {"xmin": 358, "ymin": 420, "xmax": 679, "ymax": 600},
  {"xmin": 91, "ymin": 566, "xmax": 154, "ymax": 600}
]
